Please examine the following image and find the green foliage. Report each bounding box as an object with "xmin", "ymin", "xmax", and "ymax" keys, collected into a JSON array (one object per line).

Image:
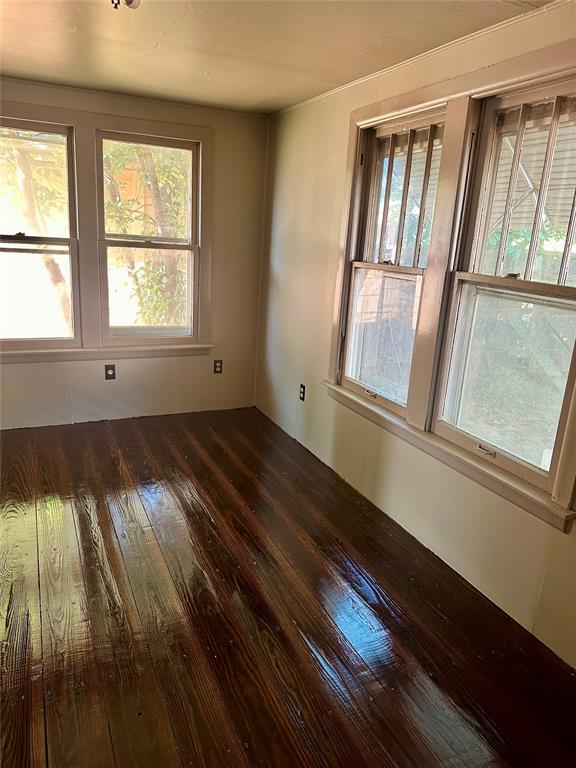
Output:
[
  {"xmin": 103, "ymin": 140, "xmax": 190, "ymax": 239},
  {"xmin": 103, "ymin": 140, "xmax": 191, "ymax": 326},
  {"xmin": 486, "ymin": 223, "xmax": 567, "ymax": 281},
  {"xmin": 127, "ymin": 251, "xmax": 187, "ymax": 327}
]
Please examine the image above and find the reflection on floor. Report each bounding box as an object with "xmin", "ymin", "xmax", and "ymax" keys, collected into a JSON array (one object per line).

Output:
[{"xmin": 1, "ymin": 407, "xmax": 575, "ymax": 767}]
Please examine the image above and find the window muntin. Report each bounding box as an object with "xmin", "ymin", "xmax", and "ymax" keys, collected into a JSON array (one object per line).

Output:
[
  {"xmin": 442, "ymin": 282, "xmax": 576, "ymax": 472},
  {"xmin": 98, "ymin": 133, "xmax": 198, "ymax": 342},
  {"xmin": 0, "ymin": 123, "xmax": 77, "ymax": 344},
  {"xmin": 345, "ymin": 266, "xmax": 421, "ymax": 405}
]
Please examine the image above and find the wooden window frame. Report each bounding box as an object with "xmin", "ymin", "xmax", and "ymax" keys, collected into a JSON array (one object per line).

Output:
[
  {"xmin": 0, "ymin": 103, "xmax": 214, "ymax": 362},
  {"xmin": 328, "ymin": 42, "xmax": 576, "ymax": 531}
]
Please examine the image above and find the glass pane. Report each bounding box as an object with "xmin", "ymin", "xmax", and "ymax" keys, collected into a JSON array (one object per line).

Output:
[
  {"xmin": 418, "ymin": 126, "xmax": 444, "ymax": 268},
  {"xmin": 443, "ymin": 284, "xmax": 576, "ymax": 471},
  {"xmin": 532, "ymin": 98, "xmax": 576, "ymax": 284},
  {"xmin": 107, "ymin": 247, "xmax": 191, "ymax": 336},
  {"xmin": 103, "ymin": 140, "xmax": 192, "ymax": 240},
  {"xmin": 500, "ymin": 102, "xmax": 553, "ymax": 277},
  {"xmin": 345, "ymin": 268, "xmax": 421, "ymax": 405},
  {"xmin": 0, "ymin": 244, "xmax": 73, "ymax": 339},
  {"xmin": 0, "ymin": 126, "xmax": 69, "ymax": 237},
  {"xmin": 370, "ymin": 138, "xmax": 390, "ymax": 262},
  {"xmin": 399, "ymin": 129, "xmax": 429, "ymax": 266},
  {"xmin": 566, "ymin": 230, "xmax": 576, "ymax": 287},
  {"xmin": 382, "ymin": 134, "xmax": 409, "ymax": 262},
  {"xmin": 477, "ymin": 108, "xmax": 520, "ymax": 275}
]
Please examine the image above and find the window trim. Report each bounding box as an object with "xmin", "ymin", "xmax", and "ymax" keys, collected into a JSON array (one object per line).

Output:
[
  {"xmin": 95, "ymin": 128, "xmax": 201, "ymax": 346},
  {"xmin": 0, "ymin": 102, "xmax": 214, "ymax": 361},
  {"xmin": 329, "ymin": 41, "xmax": 576, "ymax": 530}
]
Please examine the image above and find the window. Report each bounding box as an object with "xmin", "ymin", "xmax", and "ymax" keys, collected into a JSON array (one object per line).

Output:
[
  {"xmin": 342, "ymin": 118, "xmax": 444, "ymax": 412},
  {"xmin": 0, "ymin": 122, "xmax": 78, "ymax": 346},
  {"xmin": 435, "ymin": 89, "xmax": 576, "ymax": 488},
  {"xmin": 336, "ymin": 76, "xmax": 576, "ymax": 524},
  {"xmin": 98, "ymin": 135, "xmax": 197, "ymax": 343},
  {"xmin": 440, "ymin": 282, "xmax": 576, "ymax": 474},
  {"xmin": 0, "ymin": 109, "xmax": 209, "ymax": 357}
]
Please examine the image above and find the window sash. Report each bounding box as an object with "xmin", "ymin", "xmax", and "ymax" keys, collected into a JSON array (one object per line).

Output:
[
  {"xmin": 363, "ymin": 123, "xmax": 442, "ymax": 267},
  {"xmin": 342, "ymin": 261, "xmax": 424, "ymax": 416},
  {"xmin": 433, "ymin": 271, "xmax": 576, "ymax": 490},
  {"xmin": 95, "ymin": 130, "xmax": 200, "ymax": 246},
  {"xmin": 0, "ymin": 238, "xmax": 82, "ymax": 350},
  {"xmin": 99, "ymin": 240, "xmax": 198, "ymax": 346},
  {"xmin": 0, "ymin": 118, "xmax": 77, "ymax": 240},
  {"xmin": 467, "ymin": 85, "xmax": 576, "ymax": 283}
]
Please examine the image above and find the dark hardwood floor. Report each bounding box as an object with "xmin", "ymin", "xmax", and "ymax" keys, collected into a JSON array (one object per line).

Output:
[{"xmin": 1, "ymin": 408, "xmax": 576, "ymax": 767}]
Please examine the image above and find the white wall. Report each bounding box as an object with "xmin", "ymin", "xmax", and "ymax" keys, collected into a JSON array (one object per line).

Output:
[
  {"xmin": 255, "ymin": 0, "xmax": 576, "ymax": 666},
  {"xmin": 0, "ymin": 78, "xmax": 268, "ymax": 428}
]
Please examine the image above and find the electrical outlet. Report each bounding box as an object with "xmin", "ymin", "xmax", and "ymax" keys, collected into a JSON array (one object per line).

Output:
[
  {"xmin": 105, "ymin": 364, "xmax": 116, "ymax": 381},
  {"xmin": 213, "ymin": 359, "xmax": 223, "ymax": 374},
  {"xmin": 299, "ymin": 383, "xmax": 306, "ymax": 401}
]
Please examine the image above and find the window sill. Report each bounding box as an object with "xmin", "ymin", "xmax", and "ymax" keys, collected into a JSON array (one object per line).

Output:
[
  {"xmin": 0, "ymin": 344, "xmax": 214, "ymax": 364},
  {"xmin": 323, "ymin": 380, "xmax": 575, "ymax": 533}
]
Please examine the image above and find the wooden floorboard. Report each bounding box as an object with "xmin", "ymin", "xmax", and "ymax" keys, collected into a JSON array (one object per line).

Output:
[
  {"xmin": 0, "ymin": 430, "xmax": 46, "ymax": 768},
  {"xmin": 1, "ymin": 407, "xmax": 576, "ymax": 767}
]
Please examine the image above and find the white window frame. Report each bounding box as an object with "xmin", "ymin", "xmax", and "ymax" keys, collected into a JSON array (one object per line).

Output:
[
  {"xmin": 95, "ymin": 130, "xmax": 200, "ymax": 347},
  {"xmin": 0, "ymin": 102, "xmax": 214, "ymax": 362},
  {"xmin": 0, "ymin": 118, "xmax": 82, "ymax": 352},
  {"xmin": 328, "ymin": 42, "xmax": 576, "ymax": 531}
]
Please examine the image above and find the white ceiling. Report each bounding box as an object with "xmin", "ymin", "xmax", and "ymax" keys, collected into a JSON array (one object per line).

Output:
[{"xmin": 0, "ymin": 0, "xmax": 552, "ymax": 113}]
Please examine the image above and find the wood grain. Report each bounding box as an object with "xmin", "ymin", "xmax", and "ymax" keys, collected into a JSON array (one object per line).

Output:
[
  {"xmin": 2, "ymin": 407, "xmax": 576, "ymax": 767},
  {"xmin": 33, "ymin": 429, "xmax": 116, "ymax": 768},
  {"xmin": 57, "ymin": 426, "xmax": 182, "ymax": 767},
  {"xmin": 0, "ymin": 430, "xmax": 46, "ymax": 768}
]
